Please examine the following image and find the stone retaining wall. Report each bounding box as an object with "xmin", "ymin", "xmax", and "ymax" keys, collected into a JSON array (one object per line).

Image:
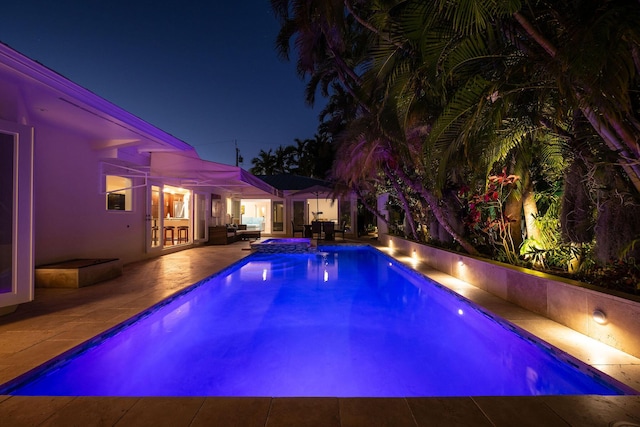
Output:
[{"xmin": 381, "ymin": 234, "xmax": 640, "ymax": 359}]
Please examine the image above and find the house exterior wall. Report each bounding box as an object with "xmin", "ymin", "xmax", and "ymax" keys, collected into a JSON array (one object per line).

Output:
[
  {"xmin": 0, "ymin": 42, "xmax": 281, "ymax": 312},
  {"xmin": 33, "ymin": 124, "xmax": 148, "ymax": 265}
]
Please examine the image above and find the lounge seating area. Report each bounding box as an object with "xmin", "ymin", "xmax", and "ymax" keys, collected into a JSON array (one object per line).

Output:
[{"xmin": 207, "ymin": 225, "xmax": 261, "ymax": 245}]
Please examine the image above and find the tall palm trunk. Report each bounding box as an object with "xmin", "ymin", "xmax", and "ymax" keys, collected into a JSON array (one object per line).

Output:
[
  {"xmin": 385, "ymin": 168, "xmax": 419, "ymax": 240},
  {"xmin": 354, "ymin": 188, "xmax": 389, "ymax": 230},
  {"xmin": 505, "ymin": 167, "xmax": 540, "ymax": 246},
  {"xmin": 504, "ymin": 190, "xmax": 523, "ymax": 250},
  {"xmin": 394, "ymin": 168, "xmax": 479, "ymax": 255},
  {"xmin": 521, "ymin": 172, "xmax": 541, "ymax": 242},
  {"xmin": 513, "ymin": 11, "xmax": 640, "ymax": 192}
]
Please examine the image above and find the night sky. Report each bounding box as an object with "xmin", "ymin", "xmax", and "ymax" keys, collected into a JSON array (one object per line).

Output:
[{"xmin": 1, "ymin": 0, "xmax": 323, "ymax": 167}]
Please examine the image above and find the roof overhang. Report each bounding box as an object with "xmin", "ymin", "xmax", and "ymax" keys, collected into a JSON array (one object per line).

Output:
[
  {"xmin": 0, "ymin": 42, "xmax": 194, "ymax": 154},
  {"xmin": 150, "ymin": 152, "xmax": 283, "ymax": 198}
]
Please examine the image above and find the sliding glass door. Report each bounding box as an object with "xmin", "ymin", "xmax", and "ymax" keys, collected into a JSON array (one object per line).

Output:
[
  {"xmin": 0, "ymin": 133, "xmax": 13, "ymax": 296},
  {"xmin": 0, "ymin": 121, "xmax": 34, "ymax": 312}
]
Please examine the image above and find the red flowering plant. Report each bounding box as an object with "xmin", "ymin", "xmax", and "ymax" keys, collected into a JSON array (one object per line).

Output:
[{"xmin": 460, "ymin": 169, "xmax": 520, "ymax": 264}]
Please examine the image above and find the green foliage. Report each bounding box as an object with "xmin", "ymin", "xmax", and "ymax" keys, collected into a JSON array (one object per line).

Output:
[
  {"xmin": 271, "ymin": 0, "xmax": 640, "ymax": 295},
  {"xmin": 461, "ymin": 169, "xmax": 520, "ymax": 263},
  {"xmin": 250, "ymin": 133, "xmax": 334, "ymax": 178},
  {"xmin": 574, "ymin": 254, "xmax": 640, "ymax": 296}
]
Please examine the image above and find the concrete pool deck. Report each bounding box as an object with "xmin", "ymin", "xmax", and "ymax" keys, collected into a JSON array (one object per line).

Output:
[{"xmin": 1, "ymin": 241, "xmax": 640, "ymax": 425}]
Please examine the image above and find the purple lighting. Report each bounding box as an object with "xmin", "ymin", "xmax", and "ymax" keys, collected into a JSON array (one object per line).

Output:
[{"xmin": 4, "ymin": 246, "xmax": 631, "ymax": 397}]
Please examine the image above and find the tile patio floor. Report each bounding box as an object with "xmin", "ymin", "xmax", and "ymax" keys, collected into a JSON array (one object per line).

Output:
[{"xmin": 1, "ymin": 241, "xmax": 640, "ymax": 426}]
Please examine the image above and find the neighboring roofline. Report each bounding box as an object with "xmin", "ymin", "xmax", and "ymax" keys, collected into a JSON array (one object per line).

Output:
[
  {"xmin": 0, "ymin": 41, "xmax": 194, "ymax": 152},
  {"xmin": 239, "ymin": 169, "xmax": 284, "ymax": 198}
]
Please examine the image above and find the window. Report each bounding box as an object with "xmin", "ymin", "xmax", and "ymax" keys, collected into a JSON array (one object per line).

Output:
[
  {"xmin": 163, "ymin": 185, "xmax": 190, "ymax": 219},
  {"xmin": 293, "ymin": 201, "xmax": 305, "ymax": 225},
  {"xmin": 272, "ymin": 201, "xmax": 284, "ymax": 232},
  {"xmin": 0, "ymin": 120, "xmax": 34, "ymax": 309},
  {"xmin": 106, "ymin": 175, "xmax": 132, "ymax": 211}
]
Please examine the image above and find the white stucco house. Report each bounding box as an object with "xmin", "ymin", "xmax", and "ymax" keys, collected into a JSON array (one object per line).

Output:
[
  {"xmin": 0, "ymin": 42, "xmax": 284, "ymax": 313},
  {"xmin": 0, "ymin": 42, "xmax": 356, "ymax": 314}
]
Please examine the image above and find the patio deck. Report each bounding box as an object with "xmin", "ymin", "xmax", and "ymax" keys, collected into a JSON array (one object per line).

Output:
[{"xmin": 1, "ymin": 241, "xmax": 639, "ymax": 426}]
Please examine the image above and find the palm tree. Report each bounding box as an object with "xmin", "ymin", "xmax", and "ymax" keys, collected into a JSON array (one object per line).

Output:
[
  {"xmin": 273, "ymin": 145, "xmax": 294, "ymax": 174},
  {"xmin": 271, "ymin": 0, "xmax": 640, "ymax": 263},
  {"xmin": 509, "ymin": 1, "xmax": 640, "ymax": 191},
  {"xmin": 249, "ymin": 149, "xmax": 277, "ymax": 175},
  {"xmin": 359, "ymin": 0, "xmax": 640, "ymax": 261},
  {"xmin": 270, "ymin": 0, "xmax": 367, "ymax": 107},
  {"xmin": 289, "ymin": 138, "xmax": 308, "ymax": 172}
]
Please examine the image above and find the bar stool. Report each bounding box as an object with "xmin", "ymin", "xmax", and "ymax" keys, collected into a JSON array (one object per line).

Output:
[
  {"xmin": 164, "ymin": 226, "xmax": 175, "ymax": 245},
  {"xmin": 177, "ymin": 226, "xmax": 189, "ymax": 243},
  {"xmin": 152, "ymin": 225, "xmax": 159, "ymax": 245}
]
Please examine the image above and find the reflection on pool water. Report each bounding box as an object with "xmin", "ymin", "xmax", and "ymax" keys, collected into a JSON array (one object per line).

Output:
[{"xmin": 4, "ymin": 246, "xmax": 632, "ymax": 397}]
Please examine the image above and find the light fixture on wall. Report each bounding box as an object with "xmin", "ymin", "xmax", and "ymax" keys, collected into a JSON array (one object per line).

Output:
[{"xmin": 592, "ymin": 309, "xmax": 607, "ymax": 325}]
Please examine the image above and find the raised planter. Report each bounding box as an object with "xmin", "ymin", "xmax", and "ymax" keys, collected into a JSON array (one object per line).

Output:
[
  {"xmin": 381, "ymin": 234, "xmax": 640, "ymax": 359},
  {"xmin": 35, "ymin": 258, "xmax": 122, "ymax": 288}
]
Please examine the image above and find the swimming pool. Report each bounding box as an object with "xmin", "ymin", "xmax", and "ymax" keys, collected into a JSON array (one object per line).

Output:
[{"xmin": 2, "ymin": 245, "xmax": 632, "ymax": 397}]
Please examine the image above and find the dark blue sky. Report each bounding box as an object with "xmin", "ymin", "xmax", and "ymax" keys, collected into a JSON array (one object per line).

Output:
[{"xmin": 1, "ymin": 1, "xmax": 323, "ymax": 166}]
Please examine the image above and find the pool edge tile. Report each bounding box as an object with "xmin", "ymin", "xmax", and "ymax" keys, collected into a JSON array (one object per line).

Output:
[
  {"xmin": 267, "ymin": 397, "xmax": 340, "ymax": 427},
  {"xmin": 192, "ymin": 397, "xmax": 271, "ymax": 427},
  {"xmin": 339, "ymin": 398, "xmax": 417, "ymax": 427},
  {"xmin": 114, "ymin": 397, "xmax": 205, "ymax": 426},
  {"xmin": 407, "ymin": 397, "xmax": 493, "ymax": 426}
]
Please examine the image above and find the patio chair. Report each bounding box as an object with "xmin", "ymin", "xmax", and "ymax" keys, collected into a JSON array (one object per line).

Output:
[
  {"xmin": 311, "ymin": 221, "xmax": 323, "ymax": 240},
  {"xmin": 292, "ymin": 221, "xmax": 304, "ymax": 237},
  {"xmin": 336, "ymin": 221, "xmax": 348, "ymax": 240},
  {"xmin": 323, "ymin": 221, "xmax": 335, "ymax": 241}
]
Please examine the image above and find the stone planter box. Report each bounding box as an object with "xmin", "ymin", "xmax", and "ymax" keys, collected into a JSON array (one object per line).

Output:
[
  {"xmin": 35, "ymin": 258, "xmax": 122, "ymax": 288},
  {"xmin": 381, "ymin": 234, "xmax": 640, "ymax": 359}
]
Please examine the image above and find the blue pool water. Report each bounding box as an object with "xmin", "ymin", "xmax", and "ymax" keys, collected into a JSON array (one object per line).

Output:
[{"xmin": 4, "ymin": 246, "xmax": 631, "ymax": 397}]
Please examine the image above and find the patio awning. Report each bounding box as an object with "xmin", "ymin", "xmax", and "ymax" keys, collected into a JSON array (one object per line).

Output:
[{"xmin": 150, "ymin": 151, "xmax": 282, "ymax": 198}]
